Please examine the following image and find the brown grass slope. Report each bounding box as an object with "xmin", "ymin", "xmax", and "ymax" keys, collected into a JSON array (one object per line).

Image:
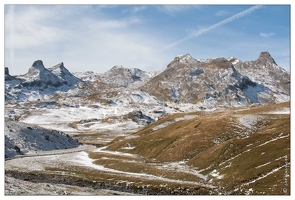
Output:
[{"xmin": 106, "ymin": 102, "xmax": 290, "ymax": 194}]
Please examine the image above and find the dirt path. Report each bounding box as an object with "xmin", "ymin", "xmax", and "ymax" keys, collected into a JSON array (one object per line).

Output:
[{"xmin": 5, "ymin": 144, "xmax": 94, "ymax": 161}]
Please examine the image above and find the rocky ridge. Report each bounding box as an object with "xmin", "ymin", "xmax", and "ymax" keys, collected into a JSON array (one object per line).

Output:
[
  {"xmin": 5, "ymin": 51, "xmax": 290, "ymax": 109},
  {"xmin": 140, "ymin": 52, "xmax": 289, "ymax": 108}
]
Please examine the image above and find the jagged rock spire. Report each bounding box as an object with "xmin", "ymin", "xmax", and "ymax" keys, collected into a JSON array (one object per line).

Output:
[
  {"xmin": 5, "ymin": 67, "xmax": 9, "ymax": 75},
  {"xmin": 256, "ymin": 51, "xmax": 277, "ymax": 66}
]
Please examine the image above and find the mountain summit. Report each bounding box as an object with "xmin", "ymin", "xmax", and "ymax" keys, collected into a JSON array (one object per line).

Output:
[
  {"xmin": 255, "ymin": 51, "xmax": 278, "ymax": 66},
  {"xmin": 22, "ymin": 60, "xmax": 64, "ymax": 87}
]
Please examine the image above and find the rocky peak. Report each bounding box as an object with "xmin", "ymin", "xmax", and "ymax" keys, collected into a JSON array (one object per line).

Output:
[
  {"xmin": 227, "ymin": 57, "xmax": 241, "ymax": 65},
  {"xmin": 207, "ymin": 57, "xmax": 232, "ymax": 69},
  {"xmin": 21, "ymin": 60, "xmax": 67, "ymax": 87},
  {"xmin": 5, "ymin": 67, "xmax": 15, "ymax": 81},
  {"xmin": 32, "ymin": 60, "xmax": 45, "ymax": 70},
  {"xmin": 49, "ymin": 62, "xmax": 68, "ymax": 75},
  {"xmin": 255, "ymin": 51, "xmax": 277, "ymax": 66},
  {"xmin": 167, "ymin": 54, "xmax": 199, "ymax": 68},
  {"xmin": 51, "ymin": 62, "xmax": 64, "ymax": 69},
  {"xmin": 5, "ymin": 67, "xmax": 9, "ymax": 75},
  {"xmin": 48, "ymin": 62, "xmax": 81, "ymax": 85},
  {"xmin": 111, "ymin": 65, "xmax": 124, "ymax": 71},
  {"xmin": 27, "ymin": 60, "xmax": 47, "ymax": 76}
]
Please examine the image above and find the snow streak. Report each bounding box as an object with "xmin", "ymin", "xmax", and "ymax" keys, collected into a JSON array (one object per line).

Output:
[{"xmin": 160, "ymin": 5, "xmax": 263, "ymax": 51}]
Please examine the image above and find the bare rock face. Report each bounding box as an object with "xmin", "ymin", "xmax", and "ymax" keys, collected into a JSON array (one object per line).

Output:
[{"xmin": 255, "ymin": 51, "xmax": 278, "ymax": 66}]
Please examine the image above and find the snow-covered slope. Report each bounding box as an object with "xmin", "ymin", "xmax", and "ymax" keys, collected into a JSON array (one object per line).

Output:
[
  {"xmin": 91, "ymin": 65, "xmax": 161, "ymax": 89},
  {"xmin": 73, "ymin": 65, "xmax": 161, "ymax": 88},
  {"xmin": 5, "ymin": 118, "xmax": 80, "ymax": 158},
  {"xmin": 72, "ymin": 71, "xmax": 101, "ymax": 82},
  {"xmin": 4, "ymin": 52, "xmax": 290, "ymax": 131}
]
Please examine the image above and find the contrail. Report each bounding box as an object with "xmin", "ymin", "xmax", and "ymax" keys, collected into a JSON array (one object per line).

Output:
[{"xmin": 160, "ymin": 5, "xmax": 264, "ymax": 51}]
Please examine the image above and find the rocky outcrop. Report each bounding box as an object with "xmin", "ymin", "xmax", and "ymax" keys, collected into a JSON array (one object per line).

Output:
[
  {"xmin": 5, "ymin": 60, "xmax": 84, "ymax": 102},
  {"xmin": 21, "ymin": 60, "xmax": 65, "ymax": 87},
  {"xmin": 5, "ymin": 67, "xmax": 15, "ymax": 81},
  {"xmin": 93, "ymin": 65, "xmax": 155, "ymax": 89}
]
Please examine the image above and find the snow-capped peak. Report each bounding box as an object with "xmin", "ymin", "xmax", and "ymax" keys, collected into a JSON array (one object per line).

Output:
[
  {"xmin": 48, "ymin": 62, "xmax": 81, "ymax": 85},
  {"xmin": 227, "ymin": 57, "xmax": 241, "ymax": 65},
  {"xmin": 32, "ymin": 60, "xmax": 45, "ymax": 70},
  {"xmin": 177, "ymin": 54, "xmax": 195, "ymax": 63},
  {"xmin": 111, "ymin": 65, "xmax": 124, "ymax": 70}
]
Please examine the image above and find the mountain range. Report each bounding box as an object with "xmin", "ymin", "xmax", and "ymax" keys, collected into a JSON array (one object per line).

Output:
[{"xmin": 5, "ymin": 51, "xmax": 290, "ymax": 109}]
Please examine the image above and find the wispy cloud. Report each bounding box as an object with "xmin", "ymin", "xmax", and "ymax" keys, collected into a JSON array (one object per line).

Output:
[
  {"xmin": 4, "ymin": 5, "xmax": 169, "ymax": 75},
  {"xmin": 260, "ymin": 32, "xmax": 276, "ymax": 38},
  {"xmin": 5, "ymin": 6, "xmax": 70, "ymax": 49},
  {"xmin": 131, "ymin": 6, "xmax": 147, "ymax": 13},
  {"xmin": 160, "ymin": 5, "xmax": 264, "ymax": 51},
  {"xmin": 121, "ymin": 6, "xmax": 147, "ymax": 14},
  {"xmin": 156, "ymin": 5, "xmax": 201, "ymax": 15},
  {"xmin": 85, "ymin": 17, "xmax": 143, "ymax": 29}
]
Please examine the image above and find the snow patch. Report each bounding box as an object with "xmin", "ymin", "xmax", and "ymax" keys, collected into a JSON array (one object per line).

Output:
[
  {"xmin": 238, "ymin": 115, "xmax": 263, "ymax": 129},
  {"xmin": 152, "ymin": 115, "xmax": 197, "ymax": 131},
  {"xmin": 264, "ymin": 108, "xmax": 290, "ymax": 115},
  {"xmin": 209, "ymin": 169, "xmax": 224, "ymax": 179}
]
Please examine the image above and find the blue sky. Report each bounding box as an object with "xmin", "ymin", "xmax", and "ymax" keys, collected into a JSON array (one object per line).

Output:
[{"xmin": 4, "ymin": 4, "xmax": 291, "ymax": 75}]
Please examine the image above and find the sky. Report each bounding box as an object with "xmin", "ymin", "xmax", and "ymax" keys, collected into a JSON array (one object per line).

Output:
[{"xmin": 4, "ymin": 3, "xmax": 291, "ymax": 75}]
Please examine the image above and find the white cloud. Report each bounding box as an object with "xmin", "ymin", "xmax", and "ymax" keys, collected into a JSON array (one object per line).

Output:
[
  {"xmin": 4, "ymin": 5, "xmax": 170, "ymax": 75},
  {"xmin": 5, "ymin": 6, "xmax": 70, "ymax": 49},
  {"xmin": 131, "ymin": 6, "xmax": 147, "ymax": 14},
  {"xmin": 259, "ymin": 32, "xmax": 276, "ymax": 38},
  {"xmin": 84, "ymin": 17, "xmax": 143, "ymax": 29}
]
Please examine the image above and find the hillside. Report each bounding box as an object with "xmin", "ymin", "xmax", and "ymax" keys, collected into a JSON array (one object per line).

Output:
[
  {"xmin": 104, "ymin": 102, "xmax": 290, "ymax": 194},
  {"xmin": 5, "ymin": 118, "xmax": 80, "ymax": 159}
]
